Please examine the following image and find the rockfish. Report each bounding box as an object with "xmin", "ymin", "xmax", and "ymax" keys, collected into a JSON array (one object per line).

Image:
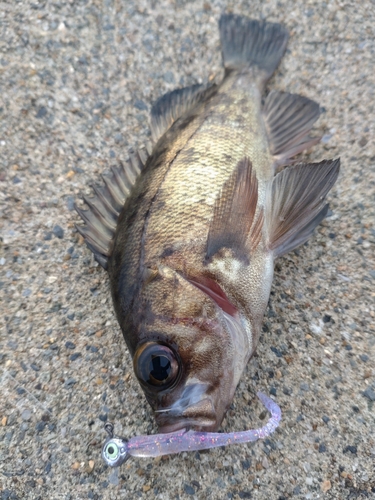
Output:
[{"xmin": 76, "ymin": 14, "xmax": 339, "ymax": 461}]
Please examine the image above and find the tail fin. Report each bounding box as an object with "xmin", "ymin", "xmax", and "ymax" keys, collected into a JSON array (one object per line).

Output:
[{"xmin": 219, "ymin": 15, "xmax": 289, "ymax": 81}]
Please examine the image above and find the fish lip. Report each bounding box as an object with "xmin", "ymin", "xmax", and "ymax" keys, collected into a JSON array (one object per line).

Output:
[
  {"xmin": 155, "ymin": 396, "xmax": 218, "ymax": 433},
  {"xmin": 156, "ymin": 417, "xmax": 218, "ymax": 434}
]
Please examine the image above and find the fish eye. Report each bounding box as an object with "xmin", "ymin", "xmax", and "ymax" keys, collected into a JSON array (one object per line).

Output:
[{"xmin": 133, "ymin": 342, "xmax": 180, "ymax": 391}]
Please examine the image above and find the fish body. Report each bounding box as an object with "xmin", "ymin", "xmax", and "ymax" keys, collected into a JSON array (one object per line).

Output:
[
  {"xmin": 76, "ymin": 15, "xmax": 340, "ymax": 434},
  {"xmin": 109, "ymin": 72, "xmax": 273, "ymax": 431}
]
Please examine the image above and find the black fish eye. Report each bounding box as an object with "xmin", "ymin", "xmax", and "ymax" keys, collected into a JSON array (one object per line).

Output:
[{"xmin": 133, "ymin": 342, "xmax": 180, "ymax": 391}]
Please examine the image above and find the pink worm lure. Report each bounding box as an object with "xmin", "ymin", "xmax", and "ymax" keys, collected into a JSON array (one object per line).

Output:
[{"xmin": 102, "ymin": 392, "xmax": 281, "ymax": 466}]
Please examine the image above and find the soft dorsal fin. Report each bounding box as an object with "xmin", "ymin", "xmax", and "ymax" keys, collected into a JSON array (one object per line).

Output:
[
  {"xmin": 150, "ymin": 83, "xmax": 216, "ymax": 143},
  {"xmin": 206, "ymin": 157, "xmax": 263, "ymax": 262},
  {"xmin": 266, "ymin": 159, "xmax": 340, "ymax": 257},
  {"xmin": 75, "ymin": 146, "xmax": 150, "ymax": 269},
  {"xmin": 263, "ymin": 90, "xmax": 321, "ymax": 167}
]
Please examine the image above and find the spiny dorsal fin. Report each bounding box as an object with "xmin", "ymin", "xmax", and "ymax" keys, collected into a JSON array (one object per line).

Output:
[
  {"xmin": 75, "ymin": 146, "xmax": 150, "ymax": 269},
  {"xmin": 150, "ymin": 83, "xmax": 216, "ymax": 143},
  {"xmin": 263, "ymin": 90, "xmax": 321, "ymax": 167},
  {"xmin": 206, "ymin": 157, "xmax": 263, "ymax": 262},
  {"xmin": 266, "ymin": 159, "xmax": 340, "ymax": 257}
]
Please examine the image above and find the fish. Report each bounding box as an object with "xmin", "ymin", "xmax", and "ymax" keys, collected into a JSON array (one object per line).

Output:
[{"xmin": 76, "ymin": 14, "xmax": 340, "ymax": 458}]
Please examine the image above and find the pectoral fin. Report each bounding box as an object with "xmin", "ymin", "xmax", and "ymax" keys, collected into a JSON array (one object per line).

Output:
[
  {"xmin": 263, "ymin": 90, "xmax": 321, "ymax": 167},
  {"xmin": 266, "ymin": 159, "xmax": 340, "ymax": 257},
  {"xmin": 206, "ymin": 157, "xmax": 263, "ymax": 262}
]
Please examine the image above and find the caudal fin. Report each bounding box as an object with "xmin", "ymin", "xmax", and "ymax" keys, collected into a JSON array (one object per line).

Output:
[{"xmin": 219, "ymin": 14, "xmax": 289, "ymax": 81}]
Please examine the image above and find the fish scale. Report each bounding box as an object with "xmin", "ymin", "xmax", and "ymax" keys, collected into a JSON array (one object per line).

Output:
[{"xmin": 144, "ymin": 83, "xmax": 270, "ymax": 261}]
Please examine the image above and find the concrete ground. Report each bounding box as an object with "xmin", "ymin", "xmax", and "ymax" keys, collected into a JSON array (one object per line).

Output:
[{"xmin": 0, "ymin": 1, "xmax": 374, "ymax": 499}]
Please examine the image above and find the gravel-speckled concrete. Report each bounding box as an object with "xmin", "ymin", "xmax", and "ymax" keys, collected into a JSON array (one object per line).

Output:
[{"xmin": 1, "ymin": 1, "xmax": 374, "ymax": 499}]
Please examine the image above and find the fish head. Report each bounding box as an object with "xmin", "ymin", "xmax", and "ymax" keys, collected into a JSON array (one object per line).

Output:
[{"xmin": 131, "ymin": 266, "xmax": 250, "ymax": 432}]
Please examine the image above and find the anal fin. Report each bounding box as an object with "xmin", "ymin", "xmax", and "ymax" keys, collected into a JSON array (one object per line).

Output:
[
  {"xmin": 263, "ymin": 90, "xmax": 321, "ymax": 167},
  {"xmin": 206, "ymin": 157, "xmax": 263, "ymax": 262},
  {"xmin": 266, "ymin": 159, "xmax": 340, "ymax": 257}
]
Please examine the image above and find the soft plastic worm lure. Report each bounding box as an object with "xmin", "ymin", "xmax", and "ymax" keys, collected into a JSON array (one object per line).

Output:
[{"xmin": 102, "ymin": 392, "xmax": 281, "ymax": 467}]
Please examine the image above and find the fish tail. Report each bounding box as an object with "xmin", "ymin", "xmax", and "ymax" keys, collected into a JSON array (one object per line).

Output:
[{"xmin": 219, "ymin": 15, "xmax": 289, "ymax": 82}]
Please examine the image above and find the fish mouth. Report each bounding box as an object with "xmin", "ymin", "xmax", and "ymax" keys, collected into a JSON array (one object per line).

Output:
[
  {"xmin": 156, "ymin": 397, "xmax": 218, "ymax": 433},
  {"xmin": 157, "ymin": 419, "xmax": 216, "ymax": 433}
]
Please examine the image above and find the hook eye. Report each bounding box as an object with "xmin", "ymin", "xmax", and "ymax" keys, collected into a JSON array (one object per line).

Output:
[{"xmin": 102, "ymin": 437, "xmax": 129, "ymax": 467}]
